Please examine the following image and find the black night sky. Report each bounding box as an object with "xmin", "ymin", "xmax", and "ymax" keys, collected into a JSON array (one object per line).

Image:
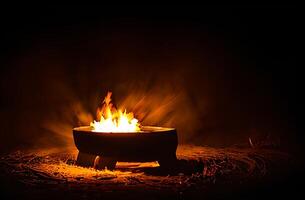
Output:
[
  {"xmin": 1, "ymin": 5, "xmax": 299, "ymax": 152},
  {"xmin": 0, "ymin": 5, "xmax": 302, "ymax": 200}
]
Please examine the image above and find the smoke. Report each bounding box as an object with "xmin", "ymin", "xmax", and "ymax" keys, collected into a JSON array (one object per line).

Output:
[
  {"xmin": 35, "ymin": 64, "xmax": 211, "ymax": 150},
  {"xmin": 112, "ymin": 76, "xmax": 207, "ymax": 143}
]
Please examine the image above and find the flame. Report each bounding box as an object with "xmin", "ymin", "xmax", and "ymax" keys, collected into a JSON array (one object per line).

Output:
[{"xmin": 90, "ymin": 92, "xmax": 141, "ymax": 132}]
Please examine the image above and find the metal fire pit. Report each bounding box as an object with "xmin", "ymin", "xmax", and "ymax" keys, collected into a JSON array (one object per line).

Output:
[{"xmin": 73, "ymin": 126, "xmax": 178, "ymax": 170}]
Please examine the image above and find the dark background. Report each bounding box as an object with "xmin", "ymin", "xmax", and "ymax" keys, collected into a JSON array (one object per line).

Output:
[{"xmin": 0, "ymin": 5, "xmax": 300, "ymax": 153}]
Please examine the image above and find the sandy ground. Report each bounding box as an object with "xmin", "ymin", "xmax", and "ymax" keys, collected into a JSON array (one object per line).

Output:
[{"xmin": 0, "ymin": 145, "xmax": 302, "ymax": 199}]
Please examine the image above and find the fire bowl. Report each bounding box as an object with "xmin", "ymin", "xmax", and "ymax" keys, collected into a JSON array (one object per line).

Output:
[{"xmin": 73, "ymin": 126, "xmax": 178, "ymax": 170}]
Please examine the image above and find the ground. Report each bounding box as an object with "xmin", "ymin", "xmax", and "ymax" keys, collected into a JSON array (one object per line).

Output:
[{"xmin": 0, "ymin": 145, "xmax": 302, "ymax": 199}]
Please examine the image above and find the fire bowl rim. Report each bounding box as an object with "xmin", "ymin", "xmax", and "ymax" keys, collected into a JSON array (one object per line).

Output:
[{"xmin": 73, "ymin": 125, "xmax": 176, "ymax": 134}]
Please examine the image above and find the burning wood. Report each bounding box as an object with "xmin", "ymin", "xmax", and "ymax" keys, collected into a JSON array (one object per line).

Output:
[{"xmin": 90, "ymin": 92, "xmax": 140, "ymax": 132}]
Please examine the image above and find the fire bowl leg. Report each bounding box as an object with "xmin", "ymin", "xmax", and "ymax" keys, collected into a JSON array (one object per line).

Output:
[
  {"xmin": 158, "ymin": 154, "xmax": 178, "ymax": 169},
  {"xmin": 95, "ymin": 156, "xmax": 117, "ymax": 170},
  {"xmin": 76, "ymin": 152, "xmax": 97, "ymax": 167}
]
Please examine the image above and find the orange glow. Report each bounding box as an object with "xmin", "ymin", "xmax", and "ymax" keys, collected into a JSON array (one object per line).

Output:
[{"xmin": 90, "ymin": 92, "xmax": 141, "ymax": 132}]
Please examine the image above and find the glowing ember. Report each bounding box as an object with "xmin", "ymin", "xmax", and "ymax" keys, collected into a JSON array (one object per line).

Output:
[{"xmin": 90, "ymin": 92, "xmax": 141, "ymax": 132}]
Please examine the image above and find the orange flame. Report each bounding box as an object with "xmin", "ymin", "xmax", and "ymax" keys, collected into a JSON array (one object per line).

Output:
[{"xmin": 90, "ymin": 92, "xmax": 141, "ymax": 132}]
